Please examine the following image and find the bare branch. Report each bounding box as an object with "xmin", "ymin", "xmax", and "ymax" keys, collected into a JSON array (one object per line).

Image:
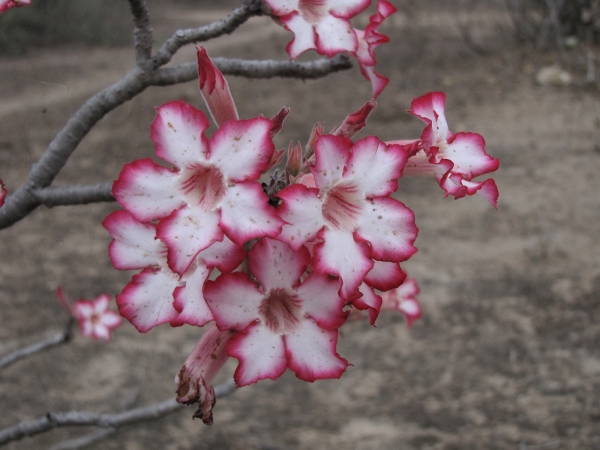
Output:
[
  {"xmin": 153, "ymin": 0, "xmax": 266, "ymax": 69},
  {"xmin": 49, "ymin": 429, "xmax": 117, "ymax": 450},
  {"xmin": 0, "ymin": 320, "xmax": 74, "ymax": 371},
  {"xmin": 127, "ymin": 0, "xmax": 153, "ymax": 66},
  {"xmin": 35, "ymin": 183, "xmax": 114, "ymax": 208},
  {"xmin": 0, "ymin": 379, "xmax": 236, "ymax": 446},
  {"xmin": 151, "ymin": 55, "xmax": 353, "ymax": 85}
]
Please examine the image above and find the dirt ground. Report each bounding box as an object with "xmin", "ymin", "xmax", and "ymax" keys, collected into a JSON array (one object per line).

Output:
[{"xmin": 1, "ymin": 1, "xmax": 600, "ymax": 449}]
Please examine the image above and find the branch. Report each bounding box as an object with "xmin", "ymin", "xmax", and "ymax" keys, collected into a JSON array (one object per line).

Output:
[
  {"xmin": 151, "ymin": 54, "xmax": 353, "ymax": 85},
  {"xmin": 0, "ymin": 320, "xmax": 74, "ymax": 371},
  {"xmin": 34, "ymin": 183, "xmax": 114, "ymax": 207},
  {"xmin": 127, "ymin": 0, "xmax": 153, "ymax": 66},
  {"xmin": 152, "ymin": 0, "xmax": 266, "ymax": 68},
  {"xmin": 0, "ymin": 379, "xmax": 236, "ymax": 446}
]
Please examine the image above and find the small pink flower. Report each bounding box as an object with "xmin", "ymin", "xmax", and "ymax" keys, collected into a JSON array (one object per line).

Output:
[
  {"xmin": 265, "ymin": 0, "xmax": 371, "ymax": 58},
  {"xmin": 0, "ymin": 179, "xmax": 6, "ymax": 207},
  {"xmin": 0, "ymin": 0, "xmax": 31, "ymax": 14},
  {"xmin": 175, "ymin": 324, "xmax": 233, "ymax": 425},
  {"xmin": 403, "ymin": 92, "xmax": 500, "ymax": 207},
  {"xmin": 353, "ymin": 0, "xmax": 397, "ymax": 98},
  {"xmin": 205, "ymin": 238, "xmax": 349, "ymax": 386},
  {"xmin": 380, "ymin": 278, "xmax": 421, "ymax": 327},
  {"xmin": 277, "ymin": 134, "xmax": 418, "ymax": 299},
  {"xmin": 72, "ymin": 294, "xmax": 122, "ymax": 341}
]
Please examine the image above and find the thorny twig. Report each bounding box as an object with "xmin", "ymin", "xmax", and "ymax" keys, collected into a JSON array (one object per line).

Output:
[
  {"xmin": 0, "ymin": 379, "xmax": 236, "ymax": 446},
  {"xmin": 0, "ymin": 0, "xmax": 352, "ymax": 229}
]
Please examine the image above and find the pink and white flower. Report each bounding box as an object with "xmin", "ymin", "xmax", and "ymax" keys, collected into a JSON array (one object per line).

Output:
[
  {"xmin": 0, "ymin": 0, "xmax": 30, "ymax": 14},
  {"xmin": 277, "ymin": 134, "xmax": 418, "ymax": 299},
  {"xmin": 403, "ymin": 92, "xmax": 500, "ymax": 207},
  {"xmin": 0, "ymin": 179, "xmax": 6, "ymax": 207},
  {"xmin": 176, "ymin": 324, "xmax": 233, "ymax": 425},
  {"xmin": 353, "ymin": 0, "xmax": 397, "ymax": 99},
  {"xmin": 103, "ymin": 210, "xmax": 245, "ymax": 332},
  {"xmin": 265, "ymin": 0, "xmax": 371, "ymax": 59},
  {"xmin": 204, "ymin": 238, "xmax": 349, "ymax": 386},
  {"xmin": 72, "ymin": 294, "xmax": 122, "ymax": 341},
  {"xmin": 380, "ymin": 278, "xmax": 421, "ymax": 327},
  {"xmin": 113, "ymin": 100, "xmax": 284, "ymax": 275}
]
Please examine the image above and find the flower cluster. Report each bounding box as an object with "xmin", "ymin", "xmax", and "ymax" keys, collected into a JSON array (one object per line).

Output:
[
  {"xmin": 265, "ymin": 0, "xmax": 397, "ymax": 98},
  {"xmin": 105, "ymin": 47, "xmax": 499, "ymax": 424}
]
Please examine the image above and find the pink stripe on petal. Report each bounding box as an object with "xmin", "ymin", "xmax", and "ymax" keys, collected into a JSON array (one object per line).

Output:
[
  {"xmin": 311, "ymin": 134, "xmax": 353, "ymax": 192},
  {"xmin": 197, "ymin": 47, "xmax": 239, "ymax": 128},
  {"xmin": 103, "ymin": 210, "xmax": 166, "ymax": 270},
  {"xmin": 113, "ymin": 159, "xmax": 184, "ymax": 222},
  {"xmin": 151, "ymin": 100, "xmax": 210, "ymax": 168},
  {"xmin": 219, "ymin": 182, "xmax": 284, "ymax": 247},
  {"xmin": 313, "ymin": 228, "xmax": 373, "ymax": 299},
  {"xmin": 296, "ymin": 272, "xmax": 347, "ymax": 330},
  {"xmin": 355, "ymin": 197, "xmax": 418, "ymax": 262},
  {"xmin": 156, "ymin": 207, "xmax": 222, "ymax": 276},
  {"xmin": 227, "ymin": 322, "xmax": 287, "ymax": 386},
  {"xmin": 171, "ymin": 263, "xmax": 213, "ymax": 327},
  {"xmin": 277, "ymin": 184, "xmax": 324, "ymax": 250},
  {"xmin": 284, "ymin": 319, "xmax": 348, "ymax": 382},
  {"xmin": 208, "ymin": 118, "xmax": 275, "ymax": 182},
  {"xmin": 344, "ymin": 137, "xmax": 407, "ymax": 198},
  {"xmin": 364, "ymin": 261, "xmax": 406, "ymax": 291},
  {"xmin": 249, "ymin": 238, "xmax": 310, "ymax": 291},
  {"xmin": 204, "ymin": 273, "xmax": 264, "ymax": 331},
  {"xmin": 117, "ymin": 268, "xmax": 180, "ymax": 333}
]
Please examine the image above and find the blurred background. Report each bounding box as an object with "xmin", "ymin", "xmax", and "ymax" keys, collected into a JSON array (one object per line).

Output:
[{"xmin": 1, "ymin": 1, "xmax": 600, "ymax": 449}]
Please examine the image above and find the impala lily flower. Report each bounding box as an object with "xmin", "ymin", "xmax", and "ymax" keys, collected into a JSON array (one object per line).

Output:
[
  {"xmin": 402, "ymin": 92, "xmax": 500, "ymax": 207},
  {"xmin": 103, "ymin": 210, "xmax": 245, "ymax": 332},
  {"xmin": 277, "ymin": 134, "xmax": 418, "ymax": 299},
  {"xmin": 265, "ymin": 0, "xmax": 370, "ymax": 59},
  {"xmin": 0, "ymin": 179, "xmax": 6, "ymax": 207},
  {"xmin": 353, "ymin": 0, "xmax": 397, "ymax": 99},
  {"xmin": 113, "ymin": 100, "xmax": 284, "ymax": 275},
  {"xmin": 72, "ymin": 294, "xmax": 122, "ymax": 341},
  {"xmin": 176, "ymin": 324, "xmax": 233, "ymax": 425},
  {"xmin": 380, "ymin": 278, "xmax": 421, "ymax": 327},
  {"xmin": 205, "ymin": 238, "xmax": 349, "ymax": 386},
  {"xmin": 0, "ymin": 0, "xmax": 30, "ymax": 14}
]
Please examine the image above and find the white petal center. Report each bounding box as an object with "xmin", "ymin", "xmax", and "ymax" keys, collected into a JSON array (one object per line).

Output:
[
  {"xmin": 322, "ymin": 181, "xmax": 364, "ymax": 231},
  {"xmin": 178, "ymin": 163, "xmax": 226, "ymax": 211},
  {"xmin": 259, "ymin": 288, "xmax": 304, "ymax": 335}
]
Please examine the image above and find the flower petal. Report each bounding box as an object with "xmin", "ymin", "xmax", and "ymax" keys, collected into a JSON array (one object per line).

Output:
[
  {"xmin": 0, "ymin": 0, "xmax": 31, "ymax": 14},
  {"xmin": 284, "ymin": 318, "xmax": 348, "ymax": 382},
  {"xmin": 0, "ymin": 178, "xmax": 6, "ymax": 207},
  {"xmin": 296, "ymin": 272, "xmax": 347, "ymax": 330},
  {"xmin": 197, "ymin": 236, "xmax": 245, "ymax": 273},
  {"xmin": 150, "ymin": 100, "xmax": 210, "ymax": 168},
  {"xmin": 313, "ymin": 228, "xmax": 373, "ymax": 299},
  {"xmin": 314, "ymin": 15, "xmax": 358, "ymax": 56},
  {"xmin": 100, "ymin": 310, "xmax": 123, "ymax": 329},
  {"xmin": 331, "ymin": 100, "xmax": 376, "ymax": 139},
  {"xmin": 103, "ymin": 210, "xmax": 166, "ymax": 270},
  {"xmin": 328, "ymin": 0, "xmax": 371, "ymax": 17},
  {"xmin": 156, "ymin": 207, "xmax": 223, "ymax": 276},
  {"xmin": 218, "ymin": 182, "xmax": 284, "ymax": 246},
  {"xmin": 355, "ymin": 197, "xmax": 418, "ymax": 262},
  {"xmin": 113, "ymin": 158, "xmax": 184, "ymax": 222},
  {"xmin": 344, "ymin": 137, "xmax": 407, "ymax": 197},
  {"xmin": 249, "ymin": 238, "xmax": 310, "ymax": 291},
  {"xmin": 280, "ymin": 12, "xmax": 317, "ymax": 59},
  {"xmin": 311, "ymin": 134, "xmax": 353, "ymax": 192},
  {"xmin": 276, "ymin": 184, "xmax": 324, "ymax": 250},
  {"xmin": 227, "ymin": 322, "xmax": 287, "ymax": 386},
  {"xmin": 408, "ymin": 92, "xmax": 451, "ymax": 151},
  {"xmin": 171, "ymin": 263, "xmax": 213, "ymax": 327},
  {"xmin": 364, "ymin": 260, "xmax": 406, "ymax": 291},
  {"xmin": 442, "ymin": 132, "xmax": 499, "ymax": 180},
  {"xmin": 197, "ymin": 47, "xmax": 239, "ymax": 128},
  {"xmin": 117, "ymin": 268, "xmax": 180, "ymax": 333},
  {"xmin": 359, "ymin": 63, "xmax": 389, "ymax": 100},
  {"xmin": 204, "ymin": 272, "xmax": 264, "ymax": 331},
  {"xmin": 352, "ymin": 283, "xmax": 382, "ymax": 326}
]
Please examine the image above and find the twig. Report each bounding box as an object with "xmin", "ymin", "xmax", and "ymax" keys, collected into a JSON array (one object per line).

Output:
[
  {"xmin": 127, "ymin": 0, "xmax": 153, "ymax": 66},
  {"xmin": 0, "ymin": 320, "xmax": 74, "ymax": 371},
  {"xmin": 0, "ymin": 379, "xmax": 236, "ymax": 446},
  {"xmin": 35, "ymin": 183, "xmax": 114, "ymax": 207}
]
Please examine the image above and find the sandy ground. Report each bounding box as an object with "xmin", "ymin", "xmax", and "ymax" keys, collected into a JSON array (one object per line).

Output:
[{"xmin": 1, "ymin": 1, "xmax": 600, "ymax": 449}]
